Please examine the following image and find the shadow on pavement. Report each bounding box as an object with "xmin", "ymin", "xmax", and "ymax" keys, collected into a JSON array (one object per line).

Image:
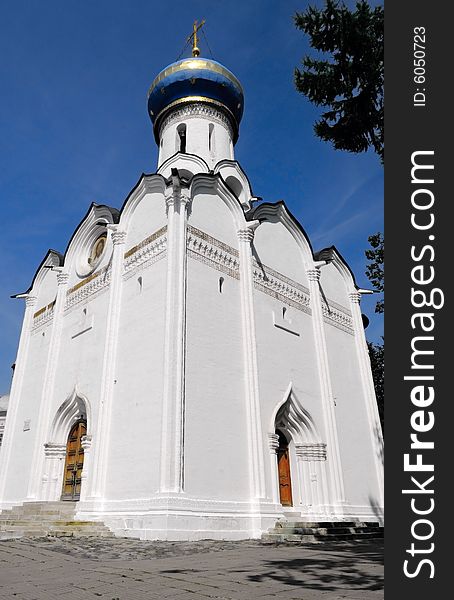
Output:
[
  {"xmin": 246, "ymin": 541, "xmax": 383, "ymax": 592},
  {"xmin": 160, "ymin": 540, "xmax": 383, "ymax": 593}
]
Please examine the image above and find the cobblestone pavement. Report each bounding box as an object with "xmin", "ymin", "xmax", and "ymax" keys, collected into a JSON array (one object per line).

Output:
[{"xmin": 0, "ymin": 537, "xmax": 383, "ymax": 600}]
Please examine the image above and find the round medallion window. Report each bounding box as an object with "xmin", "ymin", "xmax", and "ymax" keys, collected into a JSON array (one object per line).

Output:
[{"xmin": 88, "ymin": 234, "xmax": 107, "ymax": 269}]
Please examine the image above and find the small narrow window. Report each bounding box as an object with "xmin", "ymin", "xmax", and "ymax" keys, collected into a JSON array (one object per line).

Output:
[
  {"xmin": 177, "ymin": 123, "xmax": 187, "ymax": 153},
  {"xmin": 137, "ymin": 276, "xmax": 143, "ymax": 294},
  {"xmin": 282, "ymin": 307, "xmax": 287, "ymax": 320},
  {"xmin": 219, "ymin": 277, "xmax": 224, "ymax": 293},
  {"xmin": 208, "ymin": 123, "xmax": 214, "ymax": 153}
]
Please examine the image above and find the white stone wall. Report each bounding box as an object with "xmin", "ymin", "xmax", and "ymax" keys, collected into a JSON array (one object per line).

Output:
[{"xmin": 0, "ymin": 160, "xmax": 383, "ymax": 535}]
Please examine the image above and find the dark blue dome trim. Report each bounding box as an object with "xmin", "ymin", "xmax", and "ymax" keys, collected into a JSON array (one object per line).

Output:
[{"xmin": 147, "ymin": 58, "xmax": 244, "ymax": 142}]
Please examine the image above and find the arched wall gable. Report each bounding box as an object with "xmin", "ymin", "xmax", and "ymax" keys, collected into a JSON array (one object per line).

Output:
[
  {"xmin": 63, "ymin": 204, "xmax": 119, "ymax": 287},
  {"xmin": 214, "ymin": 160, "xmax": 253, "ymax": 209},
  {"xmin": 251, "ymin": 203, "xmax": 314, "ymax": 286},
  {"xmin": 13, "ymin": 249, "xmax": 63, "ymax": 301},
  {"xmin": 19, "ymin": 250, "xmax": 62, "ymax": 312},
  {"xmin": 188, "ymin": 175, "xmax": 248, "ymax": 247},
  {"xmin": 119, "ymin": 175, "xmax": 167, "ymax": 250},
  {"xmin": 317, "ymin": 247, "xmax": 358, "ymax": 308},
  {"xmin": 157, "ymin": 153, "xmax": 209, "ymax": 181}
]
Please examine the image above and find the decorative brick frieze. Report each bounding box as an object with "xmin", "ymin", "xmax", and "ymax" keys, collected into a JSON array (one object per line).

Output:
[
  {"xmin": 187, "ymin": 225, "xmax": 240, "ymax": 279},
  {"xmin": 31, "ymin": 300, "xmax": 56, "ymax": 332},
  {"xmin": 253, "ymin": 260, "xmax": 311, "ymax": 315},
  {"xmin": 321, "ymin": 300, "xmax": 354, "ymax": 335},
  {"xmin": 65, "ymin": 266, "xmax": 112, "ymax": 312},
  {"xmin": 123, "ymin": 226, "xmax": 167, "ymax": 280},
  {"xmin": 305, "ymin": 267, "xmax": 354, "ymax": 334}
]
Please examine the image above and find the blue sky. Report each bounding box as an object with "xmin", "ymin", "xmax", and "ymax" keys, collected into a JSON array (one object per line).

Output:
[{"xmin": 0, "ymin": 0, "xmax": 383, "ymax": 394}]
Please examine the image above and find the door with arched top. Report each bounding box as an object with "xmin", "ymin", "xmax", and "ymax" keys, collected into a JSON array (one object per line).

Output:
[
  {"xmin": 61, "ymin": 420, "xmax": 86, "ymax": 501},
  {"xmin": 277, "ymin": 430, "xmax": 293, "ymax": 506}
]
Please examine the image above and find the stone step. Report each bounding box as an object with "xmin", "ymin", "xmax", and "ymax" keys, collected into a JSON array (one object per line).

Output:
[
  {"xmin": 263, "ymin": 530, "xmax": 384, "ymax": 543},
  {"xmin": 1, "ymin": 508, "xmax": 77, "ymax": 517},
  {"xmin": 0, "ymin": 512, "xmax": 79, "ymax": 521},
  {"xmin": 0, "ymin": 501, "xmax": 115, "ymax": 539},
  {"xmin": 0, "ymin": 519, "xmax": 107, "ymax": 527},
  {"xmin": 271, "ymin": 525, "xmax": 381, "ymax": 535},
  {"xmin": 264, "ymin": 519, "xmax": 383, "ymax": 543},
  {"xmin": 275, "ymin": 521, "xmax": 378, "ymax": 529}
]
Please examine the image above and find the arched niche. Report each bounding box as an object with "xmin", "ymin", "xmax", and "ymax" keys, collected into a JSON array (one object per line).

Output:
[
  {"xmin": 268, "ymin": 385, "xmax": 330, "ymax": 516},
  {"xmin": 40, "ymin": 389, "xmax": 92, "ymax": 502}
]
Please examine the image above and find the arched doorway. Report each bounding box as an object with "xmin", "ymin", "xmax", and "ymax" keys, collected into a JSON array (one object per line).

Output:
[
  {"xmin": 61, "ymin": 419, "xmax": 86, "ymax": 501},
  {"xmin": 277, "ymin": 430, "xmax": 293, "ymax": 506}
]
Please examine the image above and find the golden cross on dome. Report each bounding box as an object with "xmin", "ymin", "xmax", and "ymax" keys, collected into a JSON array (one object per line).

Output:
[{"xmin": 187, "ymin": 19, "xmax": 206, "ymax": 57}]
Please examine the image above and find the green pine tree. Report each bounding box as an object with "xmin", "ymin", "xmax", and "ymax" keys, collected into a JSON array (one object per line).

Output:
[{"xmin": 294, "ymin": 0, "xmax": 384, "ymax": 162}]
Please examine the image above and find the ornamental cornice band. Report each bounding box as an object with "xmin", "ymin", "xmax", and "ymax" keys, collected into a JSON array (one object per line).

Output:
[
  {"xmin": 159, "ymin": 103, "xmax": 233, "ymax": 139},
  {"xmin": 123, "ymin": 227, "xmax": 167, "ymax": 280},
  {"xmin": 65, "ymin": 266, "xmax": 111, "ymax": 312},
  {"xmin": 32, "ymin": 300, "xmax": 56, "ymax": 332},
  {"xmin": 253, "ymin": 259, "xmax": 311, "ymax": 315},
  {"xmin": 321, "ymin": 301, "xmax": 354, "ymax": 335},
  {"xmin": 124, "ymin": 227, "xmax": 167, "ymax": 259},
  {"xmin": 187, "ymin": 225, "xmax": 240, "ymax": 279}
]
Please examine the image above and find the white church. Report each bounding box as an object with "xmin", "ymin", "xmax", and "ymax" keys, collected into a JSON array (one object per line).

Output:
[{"xmin": 0, "ymin": 36, "xmax": 383, "ymax": 540}]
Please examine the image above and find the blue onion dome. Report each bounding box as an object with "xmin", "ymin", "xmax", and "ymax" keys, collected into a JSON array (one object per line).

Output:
[{"xmin": 148, "ymin": 57, "xmax": 244, "ymax": 143}]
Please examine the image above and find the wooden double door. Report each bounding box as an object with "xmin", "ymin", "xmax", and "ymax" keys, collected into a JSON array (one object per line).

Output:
[
  {"xmin": 61, "ymin": 420, "xmax": 86, "ymax": 501},
  {"xmin": 277, "ymin": 430, "xmax": 293, "ymax": 506}
]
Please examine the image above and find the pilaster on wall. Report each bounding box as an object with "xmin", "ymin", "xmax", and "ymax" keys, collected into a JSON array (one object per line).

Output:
[
  {"xmin": 349, "ymin": 291, "xmax": 384, "ymax": 505},
  {"xmin": 79, "ymin": 434, "xmax": 93, "ymax": 502},
  {"xmin": 238, "ymin": 223, "xmax": 266, "ymax": 502},
  {"xmin": 27, "ymin": 271, "xmax": 69, "ymax": 500},
  {"xmin": 306, "ymin": 267, "xmax": 346, "ymax": 513},
  {"xmin": 87, "ymin": 228, "xmax": 127, "ymax": 501},
  {"xmin": 42, "ymin": 443, "xmax": 66, "ymax": 501},
  {"xmin": 295, "ymin": 443, "xmax": 329, "ymax": 515},
  {"xmin": 0, "ymin": 295, "xmax": 36, "ymax": 505},
  {"xmin": 159, "ymin": 176, "xmax": 190, "ymax": 494}
]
